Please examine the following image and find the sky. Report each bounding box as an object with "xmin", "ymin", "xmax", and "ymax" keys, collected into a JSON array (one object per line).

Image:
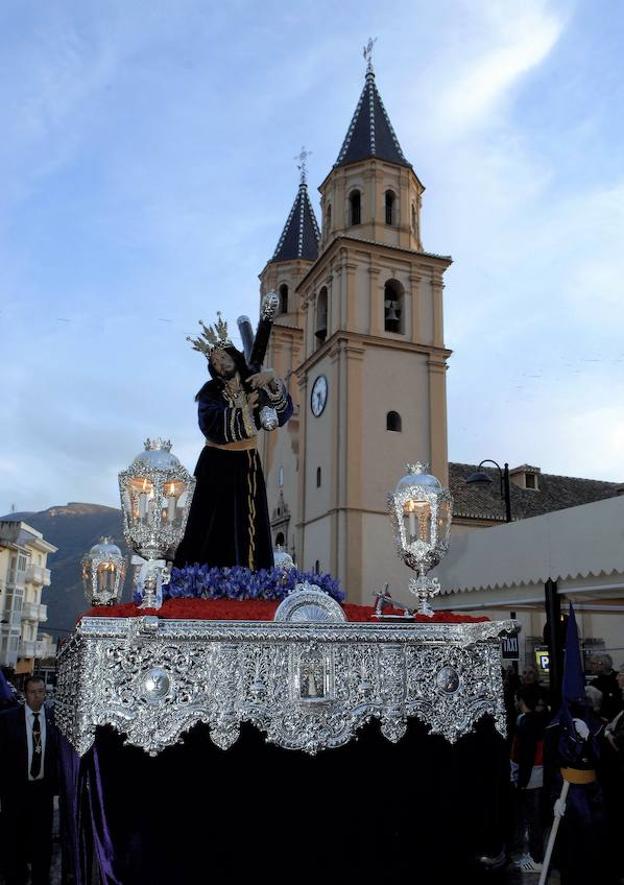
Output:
[{"xmin": 1, "ymin": 0, "xmax": 623, "ymax": 515}]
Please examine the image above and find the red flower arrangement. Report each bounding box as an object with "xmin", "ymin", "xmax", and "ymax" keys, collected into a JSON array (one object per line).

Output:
[{"xmin": 81, "ymin": 598, "xmax": 487, "ymax": 624}]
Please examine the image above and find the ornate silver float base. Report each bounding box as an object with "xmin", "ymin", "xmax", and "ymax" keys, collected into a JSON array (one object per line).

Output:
[{"xmin": 55, "ymin": 617, "xmax": 518, "ymax": 757}]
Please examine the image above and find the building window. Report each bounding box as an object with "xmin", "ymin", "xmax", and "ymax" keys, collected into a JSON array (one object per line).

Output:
[
  {"xmin": 411, "ymin": 203, "xmax": 417, "ymax": 232},
  {"xmin": 316, "ymin": 467, "xmax": 322, "ymax": 488},
  {"xmin": 275, "ymin": 531, "xmax": 285, "ymax": 547},
  {"xmin": 314, "ymin": 560, "xmax": 320, "ymax": 574},
  {"xmin": 349, "ymin": 190, "xmax": 361, "ymax": 226},
  {"xmin": 385, "ymin": 190, "xmax": 395, "ymax": 225},
  {"xmin": 525, "ymin": 473, "xmax": 538, "ymax": 490},
  {"xmin": 326, "ymin": 203, "xmax": 332, "ymax": 232},
  {"xmin": 315, "ymin": 287, "xmax": 328, "ymax": 345},
  {"xmin": 384, "ymin": 280, "xmax": 404, "ymax": 333},
  {"xmin": 386, "ymin": 411, "xmax": 402, "ymax": 432},
  {"xmin": 279, "ymin": 284, "xmax": 288, "ymax": 314}
]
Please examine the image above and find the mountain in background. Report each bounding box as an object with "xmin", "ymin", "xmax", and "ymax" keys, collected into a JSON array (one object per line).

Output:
[{"xmin": 1, "ymin": 503, "xmax": 131, "ymax": 638}]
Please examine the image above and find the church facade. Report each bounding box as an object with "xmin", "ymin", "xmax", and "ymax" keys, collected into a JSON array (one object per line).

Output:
[{"xmin": 258, "ymin": 60, "xmax": 452, "ymax": 606}]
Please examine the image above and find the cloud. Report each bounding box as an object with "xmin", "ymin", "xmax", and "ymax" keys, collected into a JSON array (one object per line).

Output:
[
  {"xmin": 2, "ymin": 0, "xmax": 623, "ymax": 516},
  {"xmin": 438, "ymin": 2, "xmax": 565, "ymax": 134}
]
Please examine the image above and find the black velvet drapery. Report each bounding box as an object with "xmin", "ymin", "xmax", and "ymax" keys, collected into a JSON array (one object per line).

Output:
[
  {"xmin": 173, "ymin": 446, "xmax": 274, "ymax": 572},
  {"xmin": 61, "ymin": 717, "xmax": 511, "ymax": 884}
]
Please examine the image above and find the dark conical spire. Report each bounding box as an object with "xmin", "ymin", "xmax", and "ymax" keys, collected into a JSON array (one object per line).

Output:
[
  {"xmin": 334, "ymin": 52, "xmax": 410, "ymax": 170},
  {"xmin": 271, "ymin": 151, "xmax": 321, "ymax": 262}
]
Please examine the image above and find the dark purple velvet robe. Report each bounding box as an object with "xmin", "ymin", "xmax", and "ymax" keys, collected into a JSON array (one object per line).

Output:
[{"xmin": 174, "ymin": 377, "xmax": 292, "ymax": 571}]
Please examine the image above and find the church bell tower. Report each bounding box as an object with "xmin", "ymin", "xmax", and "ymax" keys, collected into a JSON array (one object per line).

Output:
[
  {"xmin": 262, "ymin": 50, "xmax": 452, "ymax": 605},
  {"xmin": 258, "ymin": 152, "xmax": 320, "ymax": 559}
]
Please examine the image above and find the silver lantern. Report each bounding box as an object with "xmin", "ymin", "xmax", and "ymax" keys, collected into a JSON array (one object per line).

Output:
[
  {"xmin": 388, "ymin": 462, "xmax": 453, "ymax": 616},
  {"xmin": 273, "ymin": 545, "xmax": 295, "ymax": 572},
  {"xmin": 81, "ymin": 537, "xmax": 126, "ymax": 606},
  {"xmin": 118, "ymin": 438, "xmax": 195, "ymax": 609}
]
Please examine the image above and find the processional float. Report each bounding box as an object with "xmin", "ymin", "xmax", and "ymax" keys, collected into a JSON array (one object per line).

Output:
[{"xmin": 58, "ymin": 317, "xmax": 517, "ymax": 756}]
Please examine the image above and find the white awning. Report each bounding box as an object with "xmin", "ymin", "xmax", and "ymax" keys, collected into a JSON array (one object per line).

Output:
[{"xmin": 433, "ymin": 495, "xmax": 624, "ymax": 596}]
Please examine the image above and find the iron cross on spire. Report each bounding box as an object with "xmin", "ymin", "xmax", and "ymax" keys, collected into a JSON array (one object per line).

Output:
[
  {"xmin": 295, "ymin": 146, "xmax": 311, "ymax": 185},
  {"xmin": 363, "ymin": 36, "xmax": 377, "ymax": 74}
]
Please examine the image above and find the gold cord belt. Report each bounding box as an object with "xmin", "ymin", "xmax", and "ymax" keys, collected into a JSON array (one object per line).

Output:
[
  {"xmin": 247, "ymin": 449, "xmax": 257, "ymax": 569},
  {"xmin": 205, "ymin": 438, "xmax": 256, "ymax": 452}
]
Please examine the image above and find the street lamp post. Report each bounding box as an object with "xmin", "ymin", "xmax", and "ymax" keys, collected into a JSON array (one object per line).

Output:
[{"xmin": 465, "ymin": 459, "xmax": 512, "ymax": 523}]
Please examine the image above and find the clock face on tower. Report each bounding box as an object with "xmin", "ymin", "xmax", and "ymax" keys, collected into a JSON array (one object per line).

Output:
[{"xmin": 310, "ymin": 375, "xmax": 328, "ymax": 417}]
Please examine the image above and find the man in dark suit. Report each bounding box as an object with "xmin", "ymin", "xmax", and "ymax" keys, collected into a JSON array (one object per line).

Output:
[{"xmin": 0, "ymin": 674, "xmax": 59, "ymax": 885}]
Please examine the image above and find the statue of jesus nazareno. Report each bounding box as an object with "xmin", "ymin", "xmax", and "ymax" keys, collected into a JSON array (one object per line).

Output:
[{"xmin": 174, "ymin": 313, "xmax": 293, "ymax": 571}]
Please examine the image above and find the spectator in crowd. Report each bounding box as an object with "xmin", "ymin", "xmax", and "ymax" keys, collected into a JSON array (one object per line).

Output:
[
  {"xmin": 510, "ymin": 686, "xmax": 550, "ymax": 874},
  {"xmin": 603, "ymin": 667, "xmax": 624, "ymax": 880},
  {"xmin": 589, "ymin": 654, "xmax": 622, "ymax": 721},
  {"xmin": 520, "ymin": 666, "xmax": 550, "ymax": 712},
  {"xmin": 604, "ymin": 668, "xmax": 624, "ymax": 753},
  {"xmin": 585, "ymin": 684, "xmax": 603, "ymax": 716},
  {"xmin": 503, "ymin": 666, "xmax": 521, "ymax": 742},
  {"xmin": 511, "ymin": 682, "xmax": 550, "ymax": 873}
]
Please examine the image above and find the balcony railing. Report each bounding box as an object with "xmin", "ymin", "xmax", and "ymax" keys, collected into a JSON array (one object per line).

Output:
[
  {"xmin": 35, "ymin": 639, "xmax": 56, "ymax": 659},
  {"xmin": 6, "ymin": 570, "xmax": 26, "ymax": 590},
  {"xmin": 21, "ymin": 602, "xmax": 48, "ymax": 622},
  {"xmin": 19, "ymin": 639, "xmax": 36, "ymax": 658},
  {"xmin": 25, "ymin": 564, "xmax": 51, "ymax": 586}
]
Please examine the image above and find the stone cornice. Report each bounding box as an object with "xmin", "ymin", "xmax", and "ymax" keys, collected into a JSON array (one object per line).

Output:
[
  {"xmin": 295, "ymin": 330, "xmax": 452, "ymax": 379},
  {"xmin": 295, "ymin": 235, "xmax": 452, "ymax": 293}
]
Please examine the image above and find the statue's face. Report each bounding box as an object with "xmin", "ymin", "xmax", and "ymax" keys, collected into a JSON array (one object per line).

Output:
[{"xmin": 210, "ymin": 349, "xmax": 236, "ymax": 379}]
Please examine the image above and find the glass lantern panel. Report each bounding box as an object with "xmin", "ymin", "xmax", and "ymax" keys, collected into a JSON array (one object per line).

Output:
[
  {"xmin": 402, "ymin": 500, "xmax": 432, "ymax": 545},
  {"xmin": 436, "ymin": 500, "xmax": 452, "ymax": 544},
  {"xmin": 162, "ymin": 480, "xmax": 186, "ymax": 525},
  {"xmin": 97, "ymin": 562, "xmax": 117, "ymax": 593},
  {"xmin": 129, "ymin": 477, "xmax": 156, "ymax": 522}
]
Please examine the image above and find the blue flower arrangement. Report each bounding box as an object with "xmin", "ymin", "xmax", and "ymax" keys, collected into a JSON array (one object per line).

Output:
[{"xmin": 133, "ymin": 564, "xmax": 344, "ymax": 605}]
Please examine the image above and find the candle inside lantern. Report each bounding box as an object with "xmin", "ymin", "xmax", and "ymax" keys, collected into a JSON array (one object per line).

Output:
[
  {"xmin": 167, "ymin": 483, "xmax": 176, "ymax": 522},
  {"xmin": 138, "ymin": 478, "xmax": 151, "ymax": 520}
]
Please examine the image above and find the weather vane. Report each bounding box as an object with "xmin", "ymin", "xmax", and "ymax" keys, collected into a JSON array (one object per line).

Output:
[
  {"xmin": 295, "ymin": 146, "xmax": 311, "ymax": 185},
  {"xmin": 363, "ymin": 37, "xmax": 377, "ymax": 74}
]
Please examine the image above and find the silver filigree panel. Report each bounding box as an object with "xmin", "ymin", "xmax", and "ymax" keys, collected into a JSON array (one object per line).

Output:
[{"xmin": 55, "ymin": 617, "xmax": 517, "ymax": 757}]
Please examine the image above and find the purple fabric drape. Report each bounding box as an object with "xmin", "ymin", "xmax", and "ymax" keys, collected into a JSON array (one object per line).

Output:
[
  {"xmin": 58, "ymin": 732, "xmax": 85, "ymax": 885},
  {"xmin": 60, "ymin": 733, "xmax": 131, "ymax": 884},
  {"xmin": 0, "ymin": 670, "xmax": 14, "ymax": 703},
  {"xmin": 87, "ymin": 747, "xmax": 125, "ymax": 885}
]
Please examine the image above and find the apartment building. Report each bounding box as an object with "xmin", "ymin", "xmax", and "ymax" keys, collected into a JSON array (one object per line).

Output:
[{"xmin": 0, "ymin": 520, "xmax": 57, "ymax": 673}]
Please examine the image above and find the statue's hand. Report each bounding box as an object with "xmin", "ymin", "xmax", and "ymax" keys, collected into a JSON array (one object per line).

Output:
[
  {"xmin": 248, "ymin": 369, "xmax": 275, "ymax": 389},
  {"xmin": 247, "ymin": 390, "xmax": 260, "ymax": 409}
]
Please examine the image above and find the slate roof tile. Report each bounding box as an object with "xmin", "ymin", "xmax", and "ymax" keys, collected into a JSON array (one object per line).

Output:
[{"xmin": 449, "ymin": 462, "xmax": 623, "ymax": 522}]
